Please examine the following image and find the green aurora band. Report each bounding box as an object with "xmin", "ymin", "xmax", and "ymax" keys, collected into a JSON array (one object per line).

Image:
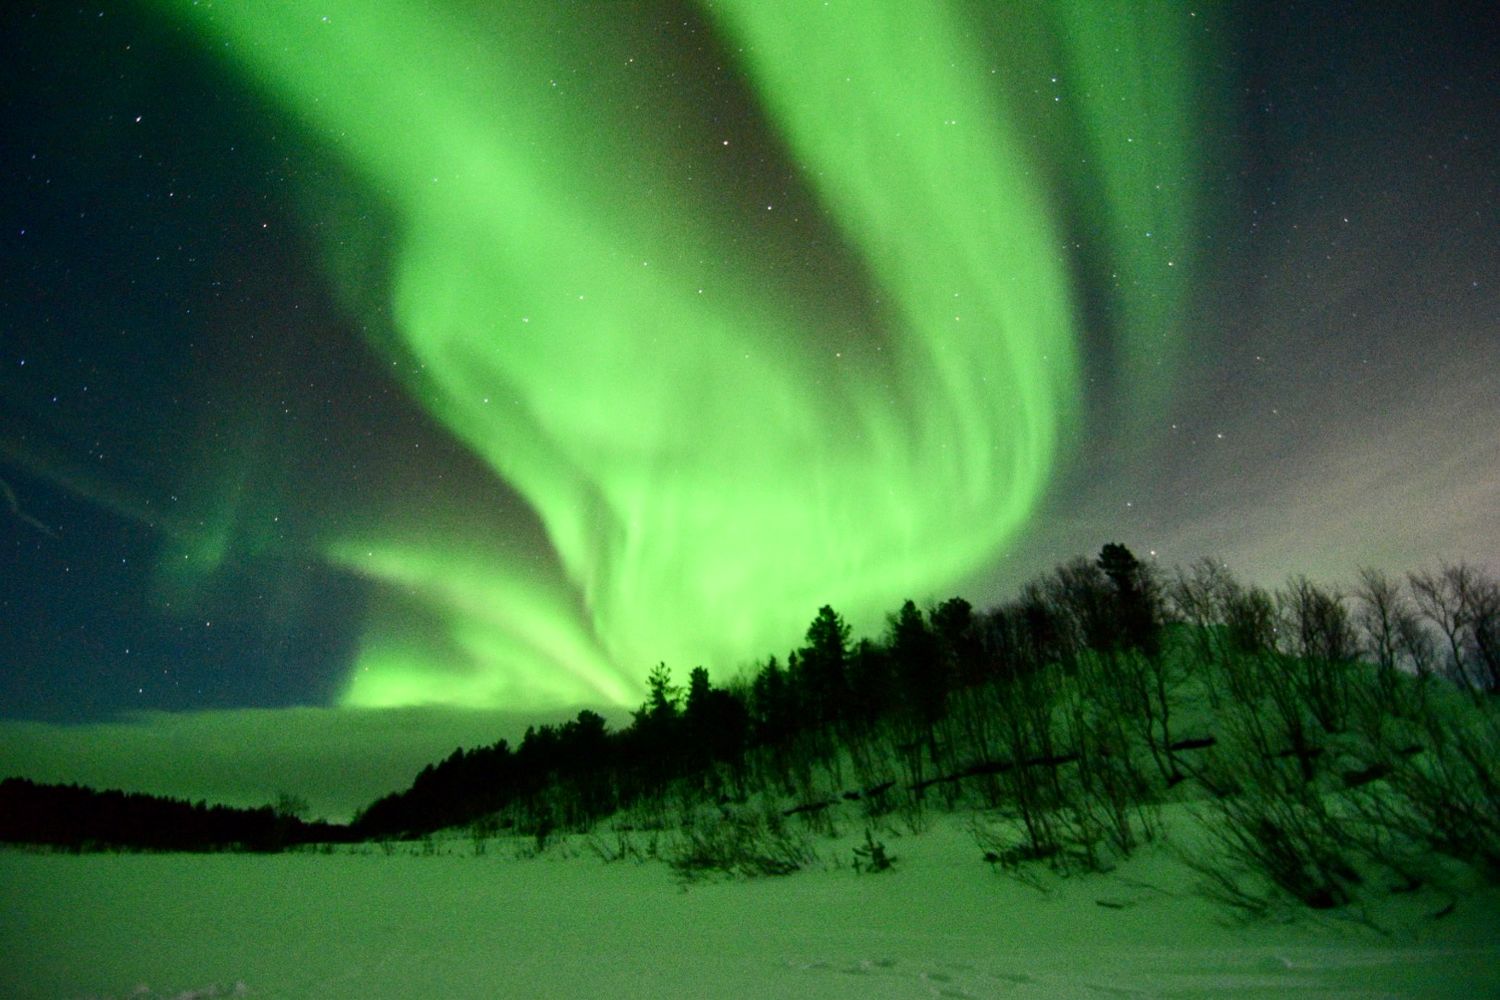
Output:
[{"xmin": 156, "ymin": 1, "xmax": 1210, "ymax": 710}]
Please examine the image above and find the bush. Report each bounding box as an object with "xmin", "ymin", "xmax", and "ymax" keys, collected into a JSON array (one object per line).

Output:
[
  {"xmin": 1186, "ymin": 743, "xmax": 1364, "ymax": 911},
  {"xmin": 1198, "ymin": 788, "xmax": 1359, "ymax": 908},
  {"xmin": 852, "ymin": 828, "xmax": 894, "ymax": 873},
  {"xmin": 1353, "ymin": 692, "xmax": 1500, "ymax": 879},
  {"xmin": 665, "ymin": 804, "xmax": 816, "ymax": 879},
  {"xmin": 585, "ymin": 827, "xmax": 658, "ymax": 864}
]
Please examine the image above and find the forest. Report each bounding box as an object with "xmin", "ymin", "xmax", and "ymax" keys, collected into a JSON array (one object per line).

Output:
[
  {"xmin": 0, "ymin": 779, "xmax": 351, "ymax": 853},
  {"xmin": 6, "ymin": 545, "xmax": 1499, "ymax": 912}
]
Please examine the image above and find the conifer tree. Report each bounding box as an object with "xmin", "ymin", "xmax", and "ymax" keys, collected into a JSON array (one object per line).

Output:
[
  {"xmin": 800, "ymin": 605, "xmax": 852, "ymax": 725},
  {"xmin": 1097, "ymin": 542, "xmax": 1161, "ymax": 655}
]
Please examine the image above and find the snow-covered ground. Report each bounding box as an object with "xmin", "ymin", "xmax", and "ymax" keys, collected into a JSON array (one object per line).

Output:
[{"xmin": 4, "ymin": 812, "xmax": 1497, "ymax": 999}]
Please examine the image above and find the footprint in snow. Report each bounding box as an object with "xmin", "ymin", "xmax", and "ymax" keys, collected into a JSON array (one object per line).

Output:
[{"xmin": 920, "ymin": 969, "xmax": 981, "ymax": 998}]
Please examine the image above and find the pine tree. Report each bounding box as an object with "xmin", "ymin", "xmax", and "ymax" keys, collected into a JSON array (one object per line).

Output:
[
  {"xmin": 800, "ymin": 605, "xmax": 851, "ymax": 725},
  {"xmin": 1097, "ymin": 542, "xmax": 1160, "ymax": 655}
]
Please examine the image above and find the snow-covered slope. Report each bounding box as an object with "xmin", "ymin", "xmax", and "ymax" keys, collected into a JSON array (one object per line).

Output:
[{"xmin": 4, "ymin": 810, "xmax": 1497, "ymax": 999}]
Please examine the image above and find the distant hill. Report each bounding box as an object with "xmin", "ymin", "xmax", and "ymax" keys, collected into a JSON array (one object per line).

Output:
[{"xmin": 0, "ymin": 777, "xmax": 351, "ymax": 852}]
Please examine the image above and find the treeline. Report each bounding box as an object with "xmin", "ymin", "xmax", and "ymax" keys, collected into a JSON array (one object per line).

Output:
[
  {"xmin": 0, "ymin": 778, "xmax": 353, "ymax": 852},
  {"xmin": 342, "ymin": 536, "xmax": 1134, "ymax": 844},
  {"xmin": 8, "ymin": 543, "xmax": 1497, "ymax": 899},
  {"xmin": 352, "ymin": 547, "xmax": 1500, "ymax": 873},
  {"xmin": 349, "ymin": 582, "xmax": 1040, "ymax": 840}
]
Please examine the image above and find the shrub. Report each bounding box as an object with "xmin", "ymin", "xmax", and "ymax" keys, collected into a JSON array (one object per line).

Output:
[
  {"xmin": 1188, "ymin": 744, "xmax": 1362, "ymax": 911},
  {"xmin": 852, "ymin": 828, "xmax": 894, "ymax": 873},
  {"xmin": 665, "ymin": 804, "xmax": 816, "ymax": 879},
  {"xmin": 1352, "ymin": 692, "xmax": 1500, "ymax": 879},
  {"xmin": 585, "ymin": 827, "xmax": 656, "ymax": 864}
]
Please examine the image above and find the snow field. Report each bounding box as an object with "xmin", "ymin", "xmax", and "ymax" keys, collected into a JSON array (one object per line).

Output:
[{"xmin": 4, "ymin": 807, "xmax": 1497, "ymax": 999}]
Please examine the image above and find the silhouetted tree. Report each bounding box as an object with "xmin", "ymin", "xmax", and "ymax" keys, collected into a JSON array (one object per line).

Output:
[
  {"xmin": 932, "ymin": 596, "xmax": 981, "ymax": 686},
  {"xmin": 684, "ymin": 665, "xmax": 713, "ymax": 749},
  {"xmin": 682, "ymin": 666, "xmax": 750, "ymax": 798},
  {"xmin": 1278, "ymin": 577, "xmax": 1357, "ymax": 732},
  {"xmin": 845, "ymin": 637, "xmax": 894, "ymax": 727},
  {"xmin": 1097, "ymin": 542, "xmax": 1162, "ymax": 656},
  {"xmin": 800, "ymin": 605, "xmax": 852, "ymax": 725},
  {"xmin": 1048, "ymin": 557, "xmax": 1116, "ymax": 657},
  {"xmin": 888, "ymin": 599, "xmax": 944, "ymax": 785},
  {"xmin": 1014, "ymin": 580, "xmax": 1065, "ymax": 671},
  {"xmin": 558, "ymin": 709, "xmax": 614, "ymax": 822},
  {"xmin": 1410, "ymin": 564, "xmax": 1500, "ymax": 693},
  {"xmin": 749, "ymin": 656, "xmax": 792, "ymax": 744},
  {"xmin": 643, "ymin": 662, "xmax": 681, "ymax": 723},
  {"xmin": 625, "ymin": 663, "xmax": 684, "ymax": 793}
]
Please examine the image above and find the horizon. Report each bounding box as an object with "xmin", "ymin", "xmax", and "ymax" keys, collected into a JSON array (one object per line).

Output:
[{"xmin": 3, "ymin": 546, "xmax": 1492, "ymax": 821}]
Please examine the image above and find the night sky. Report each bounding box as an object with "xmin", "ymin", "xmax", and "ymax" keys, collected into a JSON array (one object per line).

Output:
[{"xmin": 2, "ymin": 2, "xmax": 1496, "ymax": 817}]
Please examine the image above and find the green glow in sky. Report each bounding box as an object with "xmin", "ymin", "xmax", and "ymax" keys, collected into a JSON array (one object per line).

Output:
[
  {"xmin": 1045, "ymin": 2, "xmax": 1212, "ymax": 437},
  {"xmin": 157, "ymin": 1, "xmax": 1203, "ymax": 709}
]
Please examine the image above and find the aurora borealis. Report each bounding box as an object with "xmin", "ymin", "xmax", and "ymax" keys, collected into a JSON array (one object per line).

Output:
[
  {"xmin": 2, "ymin": 1, "xmax": 1497, "ymax": 805},
  {"xmin": 146, "ymin": 0, "xmax": 1118, "ymax": 710}
]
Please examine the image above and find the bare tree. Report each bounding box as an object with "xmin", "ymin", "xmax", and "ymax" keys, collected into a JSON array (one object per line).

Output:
[
  {"xmin": 1410, "ymin": 564, "xmax": 1500, "ymax": 693},
  {"xmin": 1046, "ymin": 557, "xmax": 1114, "ymax": 661},
  {"xmin": 1458, "ymin": 570, "xmax": 1500, "ymax": 693},
  {"xmin": 1355, "ymin": 568, "xmax": 1405, "ymax": 678},
  {"xmin": 1353, "ymin": 567, "xmax": 1441, "ymax": 711},
  {"xmin": 1168, "ymin": 559, "xmax": 1254, "ymax": 712},
  {"xmin": 1277, "ymin": 577, "xmax": 1356, "ymax": 733}
]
